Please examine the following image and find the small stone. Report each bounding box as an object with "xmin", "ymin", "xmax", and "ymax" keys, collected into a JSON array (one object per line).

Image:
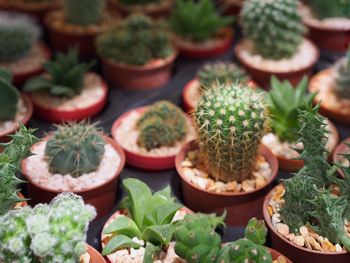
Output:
[
  {"xmin": 208, "ymin": 181, "xmax": 226, "ymax": 193},
  {"xmin": 321, "ymin": 241, "xmax": 336, "ymax": 252},
  {"xmin": 308, "ymin": 236, "xmax": 322, "ymax": 251},
  {"xmin": 272, "ymin": 213, "xmax": 281, "ymax": 225},
  {"xmin": 226, "ymin": 181, "xmax": 237, "ymax": 191},
  {"xmin": 335, "ymin": 244, "xmax": 343, "ymax": 252},
  {"xmin": 284, "ymin": 233, "xmax": 296, "ymax": 242},
  {"xmin": 242, "ymin": 180, "xmax": 255, "ymax": 192},
  {"xmin": 255, "ymin": 175, "xmax": 266, "ymax": 188},
  {"xmin": 181, "ymin": 160, "xmax": 192, "ymax": 167},
  {"xmin": 276, "ymin": 256, "xmax": 287, "ymax": 263},
  {"xmin": 299, "ymin": 226, "xmax": 309, "ymax": 237},
  {"xmin": 293, "ymin": 236, "xmax": 305, "ymax": 247},
  {"xmin": 276, "ymin": 223, "xmax": 289, "ymax": 235},
  {"xmin": 183, "ymin": 167, "xmax": 195, "ymax": 179},
  {"xmin": 196, "ymin": 177, "xmax": 209, "ymax": 190},
  {"xmin": 268, "ymin": 206, "xmax": 274, "ymax": 217}
]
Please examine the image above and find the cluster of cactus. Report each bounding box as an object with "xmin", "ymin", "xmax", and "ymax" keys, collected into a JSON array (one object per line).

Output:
[
  {"xmin": 45, "ymin": 122, "xmax": 105, "ymax": 177},
  {"xmin": 308, "ymin": 0, "xmax": 350, "ymax": 19},
  {"xmin": 136, "ymin": 101, "xmax": 188, "ymax": 150},
  {"xmin": 0, "ymin": 12, "xmax": 39, "ymax": 62},
  {"xmin": 241, "ymin": 0, "xmax": 305, "ymax": 60},
  {"xmin": 0, "ymin": 193, "xmax": 96, "ymax": 262},
  {"xmin": 24, "ymin": 49, "xmax": 94, "ymax": 98},
  {"xmin": 335, "ymin": 49, "xmax": 350, "ymax": 100},
  {"xmin": 198, "ymin": 61, "xmax": 249, "ymax": 91},
  {"xmin": 169, "ymin": 0, "xmax": 233, "ymax": 42},
  {"xmin": 194, "ymin": 82, "xmax": 269, "ymax": 183},
  {"xmin": 174, "ymin": 216, "xmax": 272, "ymax": 263},
  {"xmin": 0, "ymin": 125, "xmax": 38, "ymax": 216},
  {"xmin": 63, "ymin": 0, "xmax": 106, "ymax": 26},
  {"xmin": 97, "ymin": 14, "xmax": 173, "ymax": 66},
  {"xmin": 0, "ymin": 68, "xmax": 19, "ymax": 121}
]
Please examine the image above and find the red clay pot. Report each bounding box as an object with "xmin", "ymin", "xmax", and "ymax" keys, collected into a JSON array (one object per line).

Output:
[
  {"xmin": 15, "ymin": 192, "xmax": 28, "ymax": 208},
  {"xmin": 87, "ymin": 245, "xmax": 106, "ymax": 263},
  {"xmin": 112, "ymin": 106, "xmax": 192, "ymax": 170},
  {"xmin": 268, "ymin": 248, "xmax": 292, "ymax": 262},
  {"xmin": 27, "ymin": 75, "xmax": 108, "ymax": 123},
  {"xmin": 175, "ymin": 140, "xmax": 278, "ymax": 227},
  {"xmin": 101, "ymin": 51, "xmax": 177, "ymax": 90},
  {"xmin": 234, "ymin": 39, "xmax": 319, "ymax": 89},
  {"xmin": 0, "ymin": 95, "xmax": 33, "ymax": 143},
  {"xmin": 263, "ymin": 186, "xmax": 350, "ymax": 263},
  {"xmin": 21, "ymin": 135, "xmax": 126, "ymax": 218},
  {"xmin": 218, "ymin": 0, "xmax": 242, "ymax": 16},
  {"xmin": 174, "ymin": 27, "xmax": 234, "ymax": 59}
]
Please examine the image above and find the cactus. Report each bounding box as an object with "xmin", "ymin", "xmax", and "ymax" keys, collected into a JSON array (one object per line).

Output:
[
  {"xmin": 45, "ymin": 122, "xmax": 105, "ymax": 177},
  {"xmin": 335, "ymin": 49, "xmax": 350, "ymax": 100},
  {"xmin": 0, "ymin": 12, "xmax": 39, "ymax": 62},
  {"xmin": 0, "ymin": 193, "xmax": 96, "ymax": 263},
  {"xmin": 241, "ymin": 0, "xmax": 305, "ymax": 60},
  {"xmin": 97, "ymin": 14, "xmax": 173, "ymax": 66},
  {"xmin": 0, "ymin": 69, "xmax": 19, "ymax": 121},
  {"xmin": 136, "ymin": 101, "xmax": 188, "ymax": 150},
  {"xmin": 63, "ymin": 0, "xmax": 106, "ymax": 26},
  {"xmin": 24, "ymin": 49, "xmax": 94, "ymax": 98},
  {"xmin": 198, "ymin": 62, "xmax": 249, "ymax": 91},
  {"xmin": 194, "ymin": 82, "xmax": 269, "ymax": 183},
  {"xmin": 244, "ymin": 217, "xmax": 268, "ymax": 245},
  {"xmin": 308, "ymin": 0, "xmax": 350, "ymax": 19}
]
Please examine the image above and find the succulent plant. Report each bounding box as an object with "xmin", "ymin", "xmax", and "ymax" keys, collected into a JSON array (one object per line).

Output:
[
  {"xmin": 0, "ymin": 68, "xmax": 19, "ymax": 122},
  {"xmin": 136, "ymin": 101, "xmax": 188, "ymax": 150},
  {"xmin": 241, "ymin": 0, "xmax": 305, "ymax": 60},
  {"xmin": 97, "ymin": 14, "xmax": 173, "ymax": 66},
  {"xmin": 266, "ymin": 76, "xmax": 315, "ymax": 142},
  {"xmin": 24, "ymin": 49, "xmax": 94, "ymax": 98},
  {"xmin": 0, "ymin": 192, "xmax": 96, "ymax": 262},
  {"xmin": 308, "ymin": 0, "xmax": 350, "ymax": 19},
  {"xmin": 194, "ymin": 82, "xmax": 269, "ymax": 183},
  {"xmin": 45, "ymin": 121, "xmax": 105, "ymax": 177},
  {"xmin": 0, "ymin": 125, "xmax": 38, "ymax": 216},
  {"xmin": 198, "ymin": 61, "xmax": 249, "ymax": 91},
  {"xmin": 335, "ymin": 49, "xmax": 350, "ymax": 100},
  {"xmin": 63, "ymin": 0, "xmax": 106, "ymax": 26},
  {"xmin": 169, "ymin": 0, "xmax": 234, "ymax": 42},
  {"xmin": 102, "ymin": 178, "xmax": 182, "ymax": 262},
  {"xmin": 0, "ymin": 12, "xmax": 39, "ymax": 62}
]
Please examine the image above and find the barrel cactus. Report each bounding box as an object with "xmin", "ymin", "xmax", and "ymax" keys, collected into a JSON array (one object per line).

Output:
[
  {"xmin": 63, "ymin": 0, "xmax": 106, "ymax": 26},
  {"xmin": 194, "ymin": 83, "xmax": 269, "ymax": 183},
  {"xmin": 241, "ymin": 0, "xmax": 305, "ymax": 60},
  {"xmin": 136, "ymin": 101, "xmax": 188, "ymax": 150},
  {"xmin": 335, "ymin": 49, "xmax": 350, "ymax": 100},
  {"xmin": 308, "ymin": 0, "xmax": 350, "ymax": 19},
  {"xmin": 45, "ymin": 122, "xmax": 105, "ymax": 177},
  {"xmin": 0, "ymin": 69, "xmax": 19, "ymax": 122}
]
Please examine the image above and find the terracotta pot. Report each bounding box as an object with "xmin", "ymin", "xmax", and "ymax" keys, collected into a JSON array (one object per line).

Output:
[
  {"xmin": 332, "ymin": 137, "xmax": 350, "ymax": 178},
  {"xmin": 174, "ymin": 27, "xmax": 234, "ymax": 59},
  {"xmin": 101, "ymin": 51, "xmax": 177, "ymax": 90},
  {"xmin": 0, "ymin": 95, "xmax": 33, "ymax": 143},
  {"xmin": 28, "ymin": 75, "xmax": 108, "ymax": 123},
  {"xmin": 234, "ymin": 39, "xmax": 319, "ymax": 89},
  {"xmin": 175, "ymin": 140, "xmax": 278, "ymax": 226},
  {"xmin": 15, "ymin": 192, "xmax": 28, "ymax": 208},
  {"xmin": 268, "ymin": 248, "xmax": 292, "ymax": 262},
  {"xmin": 263, "ymin": 186, "xmax": 350, "ymax": 263},
  {"xmin": 87, "ymin": 245, "xmax": 106, "ymax": 263},
  {"xmin": 21, "ymin": 135, "xmax": 126, "ymax": 218},
  {"xmin": 218, "ymin": 0, "xmax": 242, "ymax": 16},
  {"xmin": 112, "ymin": 106, "xmax": 192, "ymax": 170},
  {"xmin": 309, "ymin": 69, "xmax": 350, "ymax": 125}
]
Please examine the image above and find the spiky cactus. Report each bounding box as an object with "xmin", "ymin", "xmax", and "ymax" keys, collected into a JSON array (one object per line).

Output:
[
  {"xmin": 195, "ymin": 82, "xmax": 269, "ymax": 183},
  {"xmin": 45, "ymin": 122, "xmax": 105, "ymax": 177},
  {"xmin": 308, "ymin": 0, "xmax": 350, "ymax": 19},
  {"xmin": 63, "ymin": 0, "xmax": 106, "ymax": 26},
  {"xmin": 335, "ymin": 50, "xmax": 350, "ymax": 100},
  {"xmin": 241, "ymin": 0, "xmax": 305, "ymax": 60},
  {"xmin": 0, "ymin": 12, "xmax": 39, "ymax": 62},
  {"xmin": 0, "ymin": 68, "xmax": 19, "ymax": 121},
  {"xmin": 198, "ymin": 62, "xmax": 248, "ymax": 91}
]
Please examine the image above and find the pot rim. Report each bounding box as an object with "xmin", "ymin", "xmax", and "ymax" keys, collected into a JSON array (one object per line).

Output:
[{"xmin": 86, "ymin": 244, "xmax": 106, "ymax": 263}]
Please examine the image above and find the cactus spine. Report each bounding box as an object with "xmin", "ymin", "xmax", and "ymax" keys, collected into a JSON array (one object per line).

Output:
[
  {"xmin": 194, "ymin": 83, "xmax": 269, "ymax": 183},
  {"xmin": 63, "ymin": 0, "xmax": 106, "ymax": 26},
  {"xmin": 335, "ymin": 49, "xmax": 350, "ymax": 100},
  {"xmin": 0, "ymin": 68, "xmax": 19, "ymax": 121},
  {"xmin": 45, "ymin": 122, "xmax": 105, "ymax": 177}
]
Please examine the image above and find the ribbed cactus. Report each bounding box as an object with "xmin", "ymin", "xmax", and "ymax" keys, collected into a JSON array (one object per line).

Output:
[
  {"xmin": 0, "ymin": 12, "xmax": 39, "ymax": 62},
  {"xmin": 198, "ymin": 62, "xmax": 248, "ymax": 91},
  {"xmin": 45, "ymin": 122, "xmax": 105, "ymax": 177},
  {"xmin": 241, "ymin": 0, "xmax": 305, "ymax": 60},
  {"xmin": 0, "ymin": 69, "xmax": 19, "ymax": 122},
  {"xmin": 244, "ymin": 217, "xmax": 268, "ymax": 245},
  {"xmin": 195, "ymin": 83, "xmax": 269, "ymax": 183},
  {"xmin": 309, "ymin": 0, "xmax": 350, "ymax": 19},
  {"xmin": 63, "ymin": 0, "xmax": 106, "ymax": 26},
  {"xmin": 136, "ymin": 101, "xmax": 188, "ymax": 150},
  {"xmin": 335, "ymin": 50, "xmax": 350, "ymax": 100}
]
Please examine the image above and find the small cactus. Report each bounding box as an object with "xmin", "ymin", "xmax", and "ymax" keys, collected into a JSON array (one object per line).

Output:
[
  {"xmin": 241, "ymin": 0, "xmax": 305, "ymax": 60},
  {"xmin": 244, "ymin": 217, "xmax": 268, "ymax": 245},
  {"xmin": 195, "ymin": 83, "xmax": 269, "ymax": 183},
  {"xmin": 308, "ymin": 0, "xmax": 350, "ymax": 19},
  {"xmin": 0, "ymin": 68, "xmax": 19, "ymax": 121},
  {"xmin": 45, "ymin": 122, "xmax": 105, "ymax": 177},
  {"xmin": 335, "ymin": 49, "xmax": 350, "ymax": 100},
  {"xmin": 63, "ymin": 0, "xmax": 106, "ymax": 26}
]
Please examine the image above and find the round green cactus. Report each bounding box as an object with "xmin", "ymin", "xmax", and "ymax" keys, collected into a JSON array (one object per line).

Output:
[
  {"xmin": 63, "ymin": 0, "xmax": 106, "ymax": 26},
  {"xmin": 244, "ymin": 218, "xmax": 268, "ymax": 246},
  {"xmin": 0, "ymin": 69, "xmax": 19, "ymax": 122},
  {"xmin": 335, "ymin": 50, "xmax": 350, "ymax": 100},
  {"xmin": 194, "ymin": 83, "xmax": 269, "ymax": 183},
  {"xmin": 241, "ymin": 0, "xmax": 305, "ymax": 60},
  {"xmin": 45, "ymin": 122, "xmax": 105, "ymax": 177}
]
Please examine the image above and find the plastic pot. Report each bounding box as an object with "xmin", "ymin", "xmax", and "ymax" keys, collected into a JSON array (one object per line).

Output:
[
  {"xmin": 87, "ymin": 245, "xmax": 106, "ymax": 263},
  {"xmin": 175, "ymin": 140, "xmax": 278, "ymax": 226}
]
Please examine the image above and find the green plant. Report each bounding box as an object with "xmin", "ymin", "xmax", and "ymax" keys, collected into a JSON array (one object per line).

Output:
[
  {"xmin": 241, "ymin": 0, "xmax": 305, "ymax": 60},
  {"xmin": 24, "ymin": 49, "xmax": 94, "ymax": 98},
  {"xmin": 169, "ymin": 0, "xmax": 233, "ymax": 42},
  {"xmin": 194, "ymin": 82, "xmax": 269, "ymax": 183},
  {"xmin": 0, "ymin": 125, "xmax": 38, "ymax": 216},
  {"xmin": 266, "ymin": 76, "xmax": 315, "ymax": 142},
  {"xmin": 0, "ymin": 192, "xmax": 96, "ymax": 262},
  {"xmin": 119, "ymin": 0, "xmax": 159, "ymax": 5},
  {"xmin": 102, "ymin": 178, "xmax": 182, "ymax": 262},
  {"xmin": 308, "ymin": 0, "xmax": 350, "ymax": 19},
  {"xmin": 97, "ymin": 14, "xmax": 173, "ymax": 66},
  {"xmin": 63, "ymin": 0, "xmax": 106, "ymax": 26},
  {"xmin": 174, "ymin": 217, "xmax": 272, "ymax": 263},
  {"xmin": 198, "ymin": 61, "xmax": 249, "ymax": 91},
  {"xmin": 335, "ymin": 49, "xmax": 350, "ymax": 100},
  {"xmin": 45, "ymin": 121, "xmax": 105, "ymax": 177},
  {"xmin": 0, "ymin": 68, "xmax": 19, "ymax": 121},
  {"xmin": 136, "ymin": 101, "xmax": 188, "ymax": 150}
]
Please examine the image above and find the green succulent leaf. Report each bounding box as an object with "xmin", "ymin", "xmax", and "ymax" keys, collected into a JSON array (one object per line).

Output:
[
  {"xmin": 102, "ymin": 234, "xmax": 142, "ymax": 256},
  {"xmin": 142, "ymin": 224, "xmax": 174, "ymax": 246},
  {"xmin": 103, "ymin": 215, "xmax": 142, "ymax": 238},
  {"xmin": 143, "ymin": 242, "xmax": 161, "ymax": 263}
]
